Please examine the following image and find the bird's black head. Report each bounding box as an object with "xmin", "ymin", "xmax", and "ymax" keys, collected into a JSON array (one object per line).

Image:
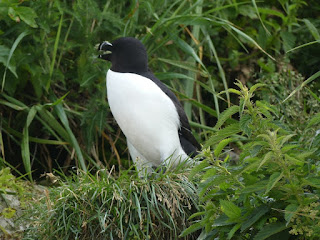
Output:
[{"xmin": 98, "ymin": 37, "xmax": 148, "ymax": 73}]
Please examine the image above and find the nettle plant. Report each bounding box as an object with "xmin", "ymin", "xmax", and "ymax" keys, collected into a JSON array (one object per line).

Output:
[{"xmin": 182, "ymin": 81, "xmax": 320, "ymax": 240}]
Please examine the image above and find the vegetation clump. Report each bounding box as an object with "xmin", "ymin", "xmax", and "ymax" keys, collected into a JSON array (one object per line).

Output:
[{"xmin": 24, "ymin": 168, "xmax": 199, "ymax": 240}]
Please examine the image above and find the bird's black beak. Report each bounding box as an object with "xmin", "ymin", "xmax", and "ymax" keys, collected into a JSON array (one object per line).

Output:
[{"xmin": 98, "ymin": 41, "xmax": 112, "ymax": 61}]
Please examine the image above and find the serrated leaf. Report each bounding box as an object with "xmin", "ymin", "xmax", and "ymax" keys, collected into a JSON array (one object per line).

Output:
[
  {"xmin": 214, "ymin": 105, "xmax": 239, "ymax": 129},
  {"xmin": 265, "ymin": 171, "xmax": 283, "ymax": 194},
  {"xmin": 302, "ymin": 177, "xmax": 320, "ymax": 188},
  {"xmin": 241, "ymin": 180, "xmax": 268, "ymax": 194},
  {"xmin": 180, "ymin": 221, "xmax": 203, "ymax": 237},
  {"xmin": 284, "ymin": 154, "xmax": 304, "ymax": 166},
  {"xmin": 295, "ymin": 150, "xmax": 315, "ymax": 160},
  {"xmin": 189, "ymin": 160, "xmax": 209, "ymax": 180},
  {"xmin": 220, "ymin": 200, "xmax": 241, "ymax": 220},
  {"xmin": 281, "ymin": 144, "xmax": 298, "ymax": 153},
  {"xmin": 249, "ymin": 83, "xmax": 266, "ymax": 94},
  {"xmin": 239, "ymin": 114, "xmax": 252, "ymax": 136},
  {"xmin": 277, "ymin": 134, "xmax": 296, "ymax": 148},
  {"xmin": 228, "ymin": 223, "xmax": 241, "ymax": 239},
  {"xmin": 214, "ymin": 138, "xmax": 233, "ymax": 157},
  {"xmin": 205, "ymin": 123, "xmax": 241, "ymax": 148},
  {"xmin": 253, "ymin": 222, "xmax": 287, "ymax": 240},
  {"xmin": 284, "ymin": 204, "xmax": 298, "ymax": 226},
  {"xmin": 307, "ymin": 112, "xmax": 320, "ymax": 128},
  {"xmin": 227, "ymin": 88, "xmax": 242, "ymax": 95},
  {"xmin": 257, "ymin": 151, "xmax": 273, "ymax": 170},
  {"xmin": 280, "ymin": 31, "xmax": 296, "ymax": 52},
  {"xmin": 203, "ymin": 167, "xmax": 217, "ymax": 180},
  {"xmin": 212, "ymin": 214, "xmax": 234, "ymax": 227},
  {"xmin": 241, "ymin": 205, "xmax": 269, "ymax": 232}
]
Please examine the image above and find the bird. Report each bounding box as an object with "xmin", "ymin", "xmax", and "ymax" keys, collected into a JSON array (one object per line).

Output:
[{"xmin": 98, "ymin": 37, "xmax": 200, "ymax": 176}]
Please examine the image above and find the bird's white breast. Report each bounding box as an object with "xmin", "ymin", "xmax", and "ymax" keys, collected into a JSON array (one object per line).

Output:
[{"xmin": 106, "ymin": 70, "xmax": 183, "ymax": 165}]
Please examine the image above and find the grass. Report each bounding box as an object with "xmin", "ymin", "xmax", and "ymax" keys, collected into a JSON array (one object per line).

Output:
[{"xmin": 23, "ymin": 165, "xmax": 200, "ymax": 240}]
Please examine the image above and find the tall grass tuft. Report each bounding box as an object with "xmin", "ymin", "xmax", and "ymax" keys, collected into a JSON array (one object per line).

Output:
[{"xmin": 24, "ymin": 167, "xmax": 200, "ymax": 239}]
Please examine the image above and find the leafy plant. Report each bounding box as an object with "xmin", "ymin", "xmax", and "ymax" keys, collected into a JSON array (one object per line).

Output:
[{"xmin": 182, "ymin": 81, "xmax": 320, "ymax": 239}]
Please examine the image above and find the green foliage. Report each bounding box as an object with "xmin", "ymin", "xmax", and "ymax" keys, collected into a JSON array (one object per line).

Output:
[
  {"xmin": 183, "ymin": 81, "xmax": 320, "ymax": 239},
  {"xmin": 1, "ymin": 0, "xmax": 319, "ymax": 178},
  {"xmin": 24, "ymin": 168, "xmax": 199, "ymax": 240},
  {"xmin": 0, "ymin": 167, "xmax": 23, "ymax": 196}
]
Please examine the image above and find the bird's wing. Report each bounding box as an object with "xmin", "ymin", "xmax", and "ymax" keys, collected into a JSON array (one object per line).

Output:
[{"xmin": 140, "ymin": 71, "xmax": 200, "ymax": 155}]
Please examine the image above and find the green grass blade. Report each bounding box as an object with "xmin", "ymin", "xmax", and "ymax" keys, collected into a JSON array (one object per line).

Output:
[
  {"xmin": 3, "ymin": 123, "xmax": 67, "ymax": 145},
  {"xmin": 221, "ymin": 19, "xmax": 275, "ymax": 61},
  {"xmin": 205, "ymin": 33, "xmax": 229, "ymax": 110},
  {"xmin": 47, "ymin": 14, "xmax": 63, "ymax": 91},
  {"xmin": 54, "ymin": 102, "xmax": 87, "ymax": 172},
  {"xmin": 283, "ymin": 70, "xmax": 320, "ymax": 103},
  {"xmin": 1, "ymin": 31, "xmax": 29, "ymax": 91},
  {"xmin": 21, "ymin": 106, "xmax": 37, "ymax": 181},
  {"xmin": 251, "ymin": 0, "xmax": 270, "ymax": 35},
  {"xmin": 286, "ymin": 40, "xmax": 320, "ymax": 53}
]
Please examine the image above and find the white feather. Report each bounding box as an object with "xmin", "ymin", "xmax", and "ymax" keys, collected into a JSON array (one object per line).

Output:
[{"xmin": 106, "ymin": 70, "xmax": 189, "ymax": 173}]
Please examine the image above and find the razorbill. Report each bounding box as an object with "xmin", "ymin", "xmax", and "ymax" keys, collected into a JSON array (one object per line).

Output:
[{"xmin": 98, "ymin": 37, "xmax": 200, "ymax": 175}]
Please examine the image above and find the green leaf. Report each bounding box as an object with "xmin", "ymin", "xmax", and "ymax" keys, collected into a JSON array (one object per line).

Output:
[
  {"xmin": 224, "ymin": 20, "xmax": 275, "ymax": 61},
  {"xmin": 214, "ymin": 138, "xmax": 233, "ymax": 157},
  {"xmin": 0, "ymin": 99, "xmax": 27, "ymax": 111},
  {"xmin": 14, "ymin": 6, "xmax": 38, "ymax": 28},
  {"xmin": 286, "ymin": 40, "xmax": 320, "ymax": 53},
  {"xmin": 303, "ymin": 19, "xmax": 320, "ymax": 40},
  {"xmin": 241, "ymin": 180, "xmax": 268, "ymax": 194},
  {"xmin": 257, "ymin": 151, "xmax": 273, "ymax": 170},
  {"xmin": 54, "ymin": 102, "xmax": 87, "ymax": 172},
  {"xmin": 253, "ymin": 222, "xmax": 287, "ymax": 240},
  {"xmin": 284, "ymin": 204, "xmax": 298, "ymax": 226},
  {"xmin": 249, "ymin": 83, "xmax": 266, "ymax": 94},
  {"xmin": 239, "ymin": 114, "xmax": 252, "ymax": 136},
  {"xmin": 241, "ymin": 205, "xmax": 269, "ymax": 232},
  {"xmin": 277, "ymin": 134, "xmax": 295, "ymax": 148},
  {"xmin": 48, "ymin": 14, "xmax": 63, "ymax": 91},
  {"xmin": 280, "ymin": 31, "xmax": 296, "ymax": 52},
  {"xmin": 189, "ymin": 160, "xmax": 209, "ymax": 180},
  {"xmin": 284, "ymin": 154, "xmax": 304, "ymax": 166},
  {"xmin": 205, "ymin": 123, "xmax": 241, "ymax": 148},
  {"xmin": 158, "ymin": 58, "xmax": 207, "ymax": 76},
  {"xmin": 228, "ymin": 223, "xmax": 241, "ymax": 239},
  {"xmin": 220, "ymin": 200, "xmax": 241, "ymax": 220},
  {"xmin": 172, "ymin": 36, "xmax": 205, "ymax": 69},
  {"xmin": 307, "ymin": 112, "xmax": 320, "ymax": 128},
  {"xmin": 302, "ymin": 177, "xmax": 320, "ymax": 188},
  {"xmin": 214, "ymin": 105, "xmax": 239, "ymax": 129},
  {"xmin": 180, "ymin": 221, "xmax": 203, "ymax": 237},
  {"xmin": 265, "ymin": 171, "xmax": 283, "ymax": 194},
  {"xmin": 2, "ymin": 31, "xmax": 29, "ymax": 91},
  {"xmin": 21, "ymin": 106, "xmax": 37, "ymax": 181}
]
